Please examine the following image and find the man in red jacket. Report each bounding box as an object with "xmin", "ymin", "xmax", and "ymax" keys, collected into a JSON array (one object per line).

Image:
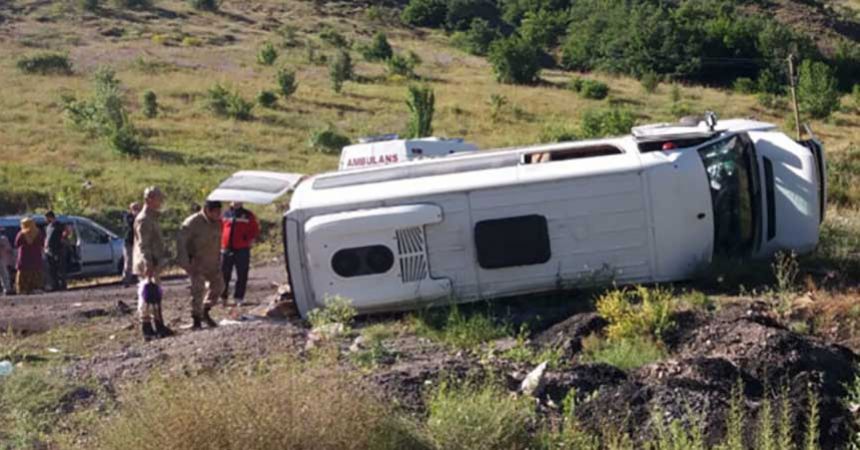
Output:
[{"xmin": 220, "ymin": 202, "xmax": 259, "ymax": 306}]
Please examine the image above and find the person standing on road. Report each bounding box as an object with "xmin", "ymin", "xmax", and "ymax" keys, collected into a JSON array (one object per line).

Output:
[
  {"xmin": 178, "ymin": 200, "xmax": 224, "ymax": 329},
  {"xmin": 0, "ymin": 227, "xmax": 14, "ymax": 295},
  {"xmin": 122, "ymin": 202, "xmax": 142, "ymax": 287},
  {"xmin": 44, "ymin": 211, "xmax": 68, "ymax": 291},
  {"xmin": 134, "ymin": 186, "xmax": 173, "ymax": 340},
  {"xmin": 14, "ymin": 217, "xmax": 44, "ymax": 295},
  {"xmin": 220, "ymin": 202, "xmax": 259, "ymax": 307}
]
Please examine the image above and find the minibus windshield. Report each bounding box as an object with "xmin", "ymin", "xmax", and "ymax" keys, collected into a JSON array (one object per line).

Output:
[{"xmin": 697, "ymin": 134, "xmax": 760, "ymax": 257}]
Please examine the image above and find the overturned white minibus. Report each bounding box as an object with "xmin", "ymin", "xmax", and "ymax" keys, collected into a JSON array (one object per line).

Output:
[{"xmin": 209, "ymin": 115, "xmax": 826, "ymax": 318}]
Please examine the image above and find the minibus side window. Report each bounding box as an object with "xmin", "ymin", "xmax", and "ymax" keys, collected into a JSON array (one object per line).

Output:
[{"xmin": 474, "ymin": 215, "xmax": 551, "ymax": 269}]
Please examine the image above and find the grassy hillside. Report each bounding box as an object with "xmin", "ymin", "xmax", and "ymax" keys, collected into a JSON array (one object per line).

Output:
[{"xmin": 0, "ymin": 0, "xmax": 859, "ymax": 255}]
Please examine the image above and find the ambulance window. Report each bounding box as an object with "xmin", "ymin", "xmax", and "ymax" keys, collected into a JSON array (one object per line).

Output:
[
  {"xmin": 331, "ymin": 245, "xmax": 395, "ymax": 278},
  {"xmin": 474, "ymin": 215, "xmax": 551, "ymax": 269}
]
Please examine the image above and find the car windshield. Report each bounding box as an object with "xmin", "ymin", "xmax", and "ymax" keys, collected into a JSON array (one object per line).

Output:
[{"xmin": 697, "ymin": 134, "xmax": 760, "ymax": 257}]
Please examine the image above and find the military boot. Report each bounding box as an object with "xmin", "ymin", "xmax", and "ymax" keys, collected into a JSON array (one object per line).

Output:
[
  {"xmin": 141, "ymin": 322, "xmax": 156, "ymax": 342},
  {"xmin": 154, "ymin": 319, "xmax": 175, "ymax": 338},
  {"xmin": 191, "ymin": 315, "xmax": 203, "ymax": 330},
  {"xmin": 202, "ymin": 307, "xmax": 218, "ymax": 328}
]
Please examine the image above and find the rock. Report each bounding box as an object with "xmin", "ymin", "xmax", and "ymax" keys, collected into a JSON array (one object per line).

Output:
[
  {"xmin": 249, "ymin": 299, "xmax": 298, "ymax": 320},
  {"xmin": 114, "ymin": 300, "xmax": 132, "ymax": 315},
  {"xmin": 521, "ymin": 361, "xmax": 548, "ymax": 397},
  {"xmin": 312, "ymin": 323, "xmax": 345, "ymax": 339},
  {"xmin": 490, "ymin": 337, "xmax": 518, "ymax": 353},
  {"xmin": 533, "ymin": 312, "xmax": 607, "ymax": 359},
  {"xmin": 349, "ymin": 335, "xmax": 367, "ymax": 353}
]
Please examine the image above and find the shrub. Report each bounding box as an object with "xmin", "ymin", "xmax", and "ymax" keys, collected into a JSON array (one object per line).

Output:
[
  {"xmin": 640, "ymin": 71, "xmax": 659, "ymax": 94},
  {"xmin": 518, "ymin": 9, "xmax": 565, "ymax": 49},
  {"xmin": 412, "ymin": 305, "xmax": 510, "ymax": 350},
  {"xmin": 257, "ymin": 90, "xmax": 277, "ymax": 108},
  {"xmin": 852, "ymin": 84, "xmax": 860, "ymax": 112},
  {"xmin": 596, "ymin": 286, "xmax": 677, "ymax": 341},
  {"xmin": 579, "ymin": 107, "xmax": 635, "ymax": 139},
  {"xmin": 489, "ymin": 93, "xmax": 507, "ymax": 121},
  {"xmin": 320, "ymin": 27, "xmax": 349, "ymax": 48},
  {"xmin": 329, "ymin": 50, "xmax": 353, "ymax": 93},
  {"xmin": 401, "ymin": 0, "xmax": 447, "ymax": 27},
  {"xmin": 798, "ymin": 59, "xmax": 840, "ymax": 119},
  {"xmin": 141, "ymin": 90, "xmax": 158, "ymax": 118},
  {"xmin": 276, "ymin": 68, "xmax": 298, "ymax": 98},
  {"xmin": 540, "ymin": 122, "xmax": 578, "ymax": 143},
  {"xmin": 112, "ymin": 0, "xmax": 151, "ymax": 9},
  {"xmin": 62, "ymin": 67, "xmax": 143, "ymax": 156},
  {"xmin": 577, "ymin": 79, "xmax": 609, "ymax": 100},
  {"xmin": 386, "ymin": 53, "xmax": 417, "ymax": 78},
  {"xmin": 188, "ymin": 0, "xmax": 219, "ymax": 11},
  {"xmin": 307, "ymin": 295, "xmax": 357, "ymax": 330},
  {"xmin": 16, "ymin": 53, "xmax": 73, "ymax": 75},
  {"xmin": 581, "ymin": 335, "xmax": 666, "ymax": 371},
  {"xmin": 80, "ymin": 0, "xmax": 100, "ymax": 12},
  {"xmin": 95, "ymin": 363, "xmax": 426, "ymax": 450},
  {"xmin": 733, "ymin": 77, "xmax": 757, "ymax": 94},
  {"xmin": 308, "ymin": 125, "xmax": 351, "ymax": 153},
  {"xmin": 445, "ymin": 0, "xmax": 497, "ymax": 31},
  {"xmin": 427, "ymin": 380, "xmax": 534, "ymax": 450},
  {"xmin": 406, "ymin": 84, "xmax": 434, "ymax": 138},
  {"xmin": 452, "ymin": 18, "xmax": 498, "ymax": 56},
  {"xmin": 360, "ymin": 32, "xmax": 393, "ymax": 62},
  {"xmin": 257, "ymin": 42, "xmax": 278, "ymax": 66},
  {"xmin": 488, "ymin": 35, "xmax": 541, "ymax": 85},
  {"xmin": 206, "ymin": 83, "xmax": 253, "ymax": 120}
]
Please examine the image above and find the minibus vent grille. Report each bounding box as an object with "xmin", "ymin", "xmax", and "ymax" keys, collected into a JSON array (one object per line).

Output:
[{"xmin": 396, "ymin": 227, "xmax": 428, "ymax": 283}]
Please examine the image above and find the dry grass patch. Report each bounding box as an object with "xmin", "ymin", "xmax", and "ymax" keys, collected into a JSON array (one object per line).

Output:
[{"xmin": 95, "ymin": 361, "xmax": 427, "ymax": 450}]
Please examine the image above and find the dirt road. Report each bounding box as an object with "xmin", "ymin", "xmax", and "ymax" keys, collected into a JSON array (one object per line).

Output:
[{"xmin": 0, "ymin": 262, "xmax": 289, "ymax": 335}]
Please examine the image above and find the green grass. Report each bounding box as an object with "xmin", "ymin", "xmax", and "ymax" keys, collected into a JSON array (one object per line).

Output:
[
  {"xmin": 580, "ymin": 335, "xmax": 667, "ymax": 371},
  {"xmin": 426, "ymin": 379, "xmax": 535, "ymax": 450},
  {"xmin": 411, "ymin": 305, "xmax": 512, "ymax": 351}
]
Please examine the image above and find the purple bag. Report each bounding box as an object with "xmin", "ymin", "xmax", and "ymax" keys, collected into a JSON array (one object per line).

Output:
[{"xmin": 138, "ymin": 279, "xmax": 163, "ymax": 305}]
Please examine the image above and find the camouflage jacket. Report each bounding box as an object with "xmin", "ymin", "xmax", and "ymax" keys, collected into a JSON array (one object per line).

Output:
[
  {"xmin": 133, "ymin": 206, "xmax": 166, "ymax": 276},
  {"xmin": 177, "ymin": 211, "xmax": 222, "ymax": 273}
]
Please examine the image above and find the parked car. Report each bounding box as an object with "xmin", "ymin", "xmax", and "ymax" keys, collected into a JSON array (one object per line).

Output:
[
  {"xmin": 209, "ymin": 114, "xmax": 826, "ymax": 318},
  {"xmin": 0, "ymin": 215, "xmax": 125, "ymax": 281}
]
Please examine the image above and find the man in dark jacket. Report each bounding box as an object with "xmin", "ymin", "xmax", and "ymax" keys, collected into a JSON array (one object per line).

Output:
[
  {"xmin": 44, "ymin": 211, "xmax": 67, "ymax": 291},
  {"xmin": 122, "ymin": 202, "xmax": 141, "ymax": 287},
  {"xmin": 220, "ymin": 202, "xmax": 259, "ymax": 306}
]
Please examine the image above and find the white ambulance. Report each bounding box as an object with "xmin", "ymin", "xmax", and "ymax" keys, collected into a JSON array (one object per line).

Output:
[
  {"xmin": 210, "ymin": 114, "xmax": 826, "ymax": 318},
  {"xmin": 338, "ymin": 135, "xmax": 478, "ymax": 171}
]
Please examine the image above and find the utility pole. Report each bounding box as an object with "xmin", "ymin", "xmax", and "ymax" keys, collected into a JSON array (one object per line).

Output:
[{"xmin": 787, "ymin": 54, "xmax": 802, "ymax": 140}]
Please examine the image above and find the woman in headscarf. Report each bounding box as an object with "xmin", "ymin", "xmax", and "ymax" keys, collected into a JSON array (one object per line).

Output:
[{"xmin": 15, "ymin": 217, "xmax": 45, "ymax": 294}]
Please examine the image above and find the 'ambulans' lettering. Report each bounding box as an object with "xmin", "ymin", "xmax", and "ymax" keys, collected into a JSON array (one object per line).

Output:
[{"xmin": 347, "ymin": 154, "xmax": 399, "ymax": 167}]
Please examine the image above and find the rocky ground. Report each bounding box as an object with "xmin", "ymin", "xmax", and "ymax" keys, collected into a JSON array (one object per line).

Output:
[{"xmin": 1, "ymin": 264, "xmax": 859, "ymax": 448}]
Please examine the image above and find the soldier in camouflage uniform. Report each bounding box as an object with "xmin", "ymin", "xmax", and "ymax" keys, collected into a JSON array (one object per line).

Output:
[
  {"xmin": 134, "ymin": 186, "xmax": 174, "ymax": 340},
  {"xmin": 177, "ymin": 200, "xmax": 224, "ymax": 329}
]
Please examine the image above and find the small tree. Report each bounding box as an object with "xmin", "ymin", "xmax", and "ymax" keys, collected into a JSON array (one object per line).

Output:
[
  {"xmin": 61, "ymin": 67, "xmax": 143, "ymax": 157},
  {"xmin": 142, "ymin": 90, "xmax": 158, "ymax": 118},
  {"xmin": 206, "ymin": 83, "xmax": 253, "ymax": 120},
  {"xmin": 257, "ymin": 42, "xmax": 278, "ymax": 66},
  {"xmin": 386, "ymin": 54, "xmax": 417, "ymax": 78},
  {"xmin": 329, "ymin": 50, "xmax": 353, "ymax": 93},
  {"xmin": 406, "ymin": 84, "xmax": 434, "ymax": 138},
  {"xmin": 361, "ymin": 32, "xmax": 393, "ymax": 62},
  {"xmin": 189, "ymin": 0, "xmax": 219, "ymax": 11},
  {"xmin": 401, "ymin": 0, "xmax": 447, "ymax": 27},
  {"xmin": 488, "ymin": 35, "xmax": 540, "ymax": 85},
  {"xmin": 798, "ymin": 59, "xmax": 840, "ymax": 119},
  {"xmin": 276, "ymin": 68, "xmax": 298, "ymax": 98},
  {"xmin": 257, "ymin": 90, "xmax": 277, "ymax": 108}
]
